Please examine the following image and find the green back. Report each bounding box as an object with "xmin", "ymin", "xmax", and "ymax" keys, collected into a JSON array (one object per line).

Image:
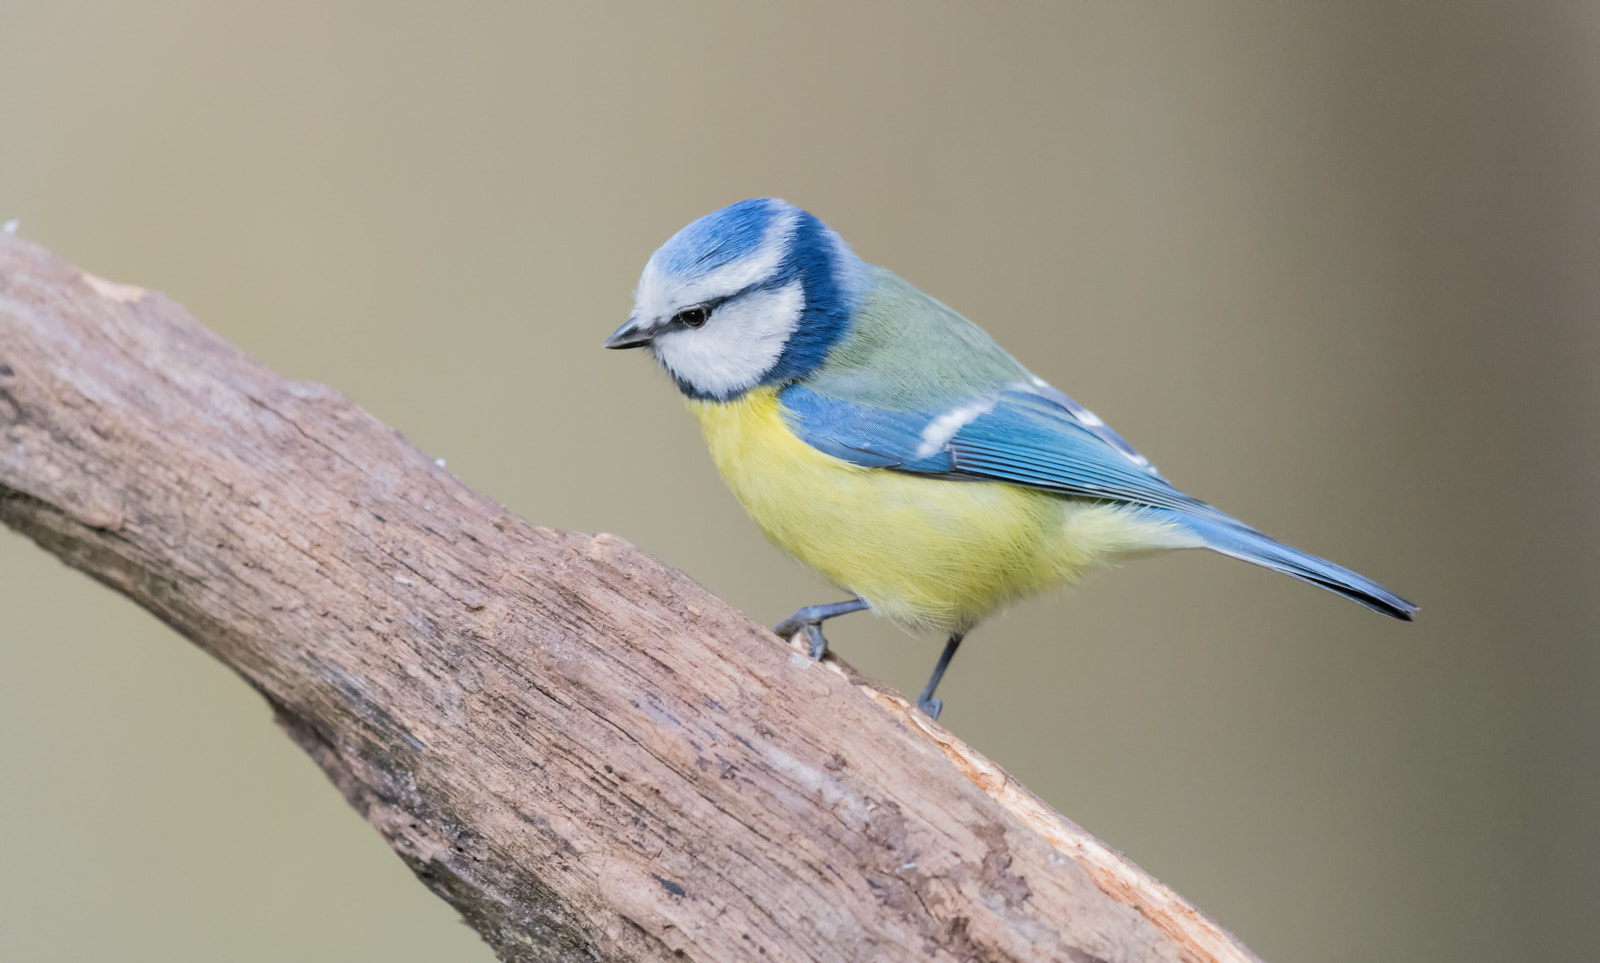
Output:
[{"xmin": 802, "ymin": 267, "xmax": 1031, "ymax": 411}]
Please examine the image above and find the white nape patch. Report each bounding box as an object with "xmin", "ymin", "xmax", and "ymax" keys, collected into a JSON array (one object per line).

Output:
[
  {"xmin": 633, "ymin": 207, "xmax": 800, "ymax": 323},
  {"xmin": 915, "ymin": 397, "xmax": 997, "ymax": 458},
  {"xmin": 652, "ymin": 280, "xmax": 804, "ymax": 397},
  {"xmin": 2, "ymin": 219, "xmax": 18, "ymax": 235}
]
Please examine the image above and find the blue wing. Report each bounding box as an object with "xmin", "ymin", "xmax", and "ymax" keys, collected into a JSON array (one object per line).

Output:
[
  {"xmin": 778, "ymin": 381, "xmax": 1418, "ymax": 619},
  {"xmin": 778, "ymin": 382, "xmax": 1220, "ymax": 518}
]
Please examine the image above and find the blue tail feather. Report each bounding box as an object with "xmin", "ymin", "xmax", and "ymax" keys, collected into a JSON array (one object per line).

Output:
[{"xmin": 1176, "ymin": 515, "xmax": 1418, "ymax": 621}]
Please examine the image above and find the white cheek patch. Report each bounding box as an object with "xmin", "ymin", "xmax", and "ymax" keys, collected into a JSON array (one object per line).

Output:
[
  {"xmin": 915, "ymin": 397, "xmax": 998, "ymax": 458},
  {"xmin": 651, "ymin": 281, "xmax": 805, "ymax": 397}
]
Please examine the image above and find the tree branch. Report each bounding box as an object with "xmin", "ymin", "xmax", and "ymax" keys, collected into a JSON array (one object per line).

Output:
[{"xmin": 0, "ymin": 233, "xmax": 1261, "ymax": 963}]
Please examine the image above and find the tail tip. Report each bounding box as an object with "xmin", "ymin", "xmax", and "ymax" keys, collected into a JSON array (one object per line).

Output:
[{"xmin": 1355, "ymin": 588, "xmax": 1418, "ymax": 621}]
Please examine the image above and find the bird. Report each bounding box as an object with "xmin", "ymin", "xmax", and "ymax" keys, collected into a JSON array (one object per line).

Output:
[{"xmin": 605, "ymin": 198, "xmax": 1416, "ymax": 720}]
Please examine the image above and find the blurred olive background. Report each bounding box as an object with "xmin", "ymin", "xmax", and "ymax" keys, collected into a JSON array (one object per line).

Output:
[{"xmin": 2, "ymin": 2, "xmax": 1596, "ymax": 961}]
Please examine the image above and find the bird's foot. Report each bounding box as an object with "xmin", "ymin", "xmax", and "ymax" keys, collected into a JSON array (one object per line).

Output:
[
  {"xmin": 773, "ymin": 599, "xmax": 867, "ymax": 661},
  {"xmin": 773, "ymin": 614, "xmax": 831, "ymax": 660},
  {"xmin": 797, "ymin": 623, "xmax": 828, "ymax": 661},
  {"xmin": 913, "ymin": 633, "xmax": 963, "ymax": 722}
]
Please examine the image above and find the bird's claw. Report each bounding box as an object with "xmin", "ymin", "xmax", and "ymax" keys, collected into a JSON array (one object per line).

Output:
[
  {"xmin": 799, "ymin": 623, "xmax": 828, "ymax": 661},
  {"xmin": 916, "ymin": 697, "xmax": 943, "ymax": 721},
  {"xmin": 774, "ymin": 618, "xmax": 830, "ymax": 661},
  {"xmin": 772, "ymin": 615, "xmax": 804, "ymax": 640},
  {"xmin": 776, "ymin": 599, "xmax": 867, "ymax": 661}
]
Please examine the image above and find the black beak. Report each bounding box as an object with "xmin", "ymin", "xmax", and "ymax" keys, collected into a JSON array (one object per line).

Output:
[{"xmin": 604, "ymin": 320, "xmax": 653, "ymax": 350}]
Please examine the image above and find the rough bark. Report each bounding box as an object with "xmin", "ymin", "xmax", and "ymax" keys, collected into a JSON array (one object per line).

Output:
[{"xmin": 0, "ymin": 232, "xmax": 1261, "ymax": 963}]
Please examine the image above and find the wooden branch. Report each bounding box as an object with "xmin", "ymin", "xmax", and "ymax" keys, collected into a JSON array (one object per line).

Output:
[{"xmin": 0, "ymin": 232, "xmax": 1261, "ymax": 963}]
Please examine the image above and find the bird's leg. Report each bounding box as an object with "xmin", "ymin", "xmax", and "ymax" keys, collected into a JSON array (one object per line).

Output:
[
  {"xmin": 773, "ymin": 598, "xmax": 868, "ymax": 661},
  {"xmin": 915, "ymin": 633, "xmax": 965, "ymax": 721}
]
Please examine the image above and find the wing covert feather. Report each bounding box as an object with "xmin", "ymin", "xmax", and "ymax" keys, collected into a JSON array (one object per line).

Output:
[{"xmin": 778, "ymin": 383, "xmax": 1223, "ymax": 518}]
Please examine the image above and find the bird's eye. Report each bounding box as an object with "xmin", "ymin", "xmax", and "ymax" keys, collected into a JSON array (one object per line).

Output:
[{"xmin": 673, "ymin": 306, "xmax": 710, "ymax": 328}]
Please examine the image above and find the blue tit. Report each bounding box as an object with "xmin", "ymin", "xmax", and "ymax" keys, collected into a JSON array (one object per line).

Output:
[{"xmin": 606, "ymin": 198, "xmax": 1416, "ymax": 719}]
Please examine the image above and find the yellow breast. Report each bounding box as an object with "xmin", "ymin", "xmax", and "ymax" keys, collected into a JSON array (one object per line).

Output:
[{"xmin": 687, "ymin": 387, "xmax": 1187, "ymax": 633}]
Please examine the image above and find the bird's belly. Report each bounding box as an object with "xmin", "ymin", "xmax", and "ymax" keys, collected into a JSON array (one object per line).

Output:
[{"xmin": 688, "ymin": 388, "xmax": 1184, "ymax": 633}]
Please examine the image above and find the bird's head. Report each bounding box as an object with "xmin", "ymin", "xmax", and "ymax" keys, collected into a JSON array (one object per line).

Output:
[{"xmin": 605, "ymin": 198, "xmax": 868, "ymax": 400}]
